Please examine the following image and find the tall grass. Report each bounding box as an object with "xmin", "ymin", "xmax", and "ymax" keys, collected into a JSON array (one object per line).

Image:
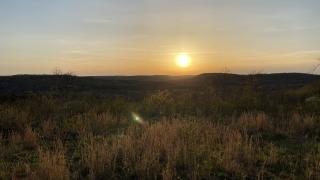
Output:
[
  {"xmin": 0, "ymin": 92, "xmax": 319, "ymax": 179},
  {"xmin": 76, "ymin": 120, "xmax": 261, "ymax": 179},
  {"xmin": 36, "ymin": 142, "xmax": 70, "ymax": 180},
  {"xmin": 73, "ymin": 115, "xmax": 319, "ymax": 179}
]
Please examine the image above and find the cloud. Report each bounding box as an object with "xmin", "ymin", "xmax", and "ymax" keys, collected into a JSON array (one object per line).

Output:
[
  {"xmin": 84, "ymin": 18, "xmax": 112, "ymax": 25},
  {"xmin": 263, "ymin": 27, "xmax": 287, "ymax": 33},
  {"xmin": 281, "ymin": 50, "xmax": 320, "ymax": 58},
  {"xmin": 263, "ymin": 26, "xmax": 320, "ymax": 33},
  {"xmin": 241, "ymin": 50, "xmax": 320, "ymax": 67}
]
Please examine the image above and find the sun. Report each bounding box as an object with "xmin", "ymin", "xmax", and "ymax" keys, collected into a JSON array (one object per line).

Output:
[{"xmin": 176, "ymin": 54, "xmax": 191, "ymax": 68}]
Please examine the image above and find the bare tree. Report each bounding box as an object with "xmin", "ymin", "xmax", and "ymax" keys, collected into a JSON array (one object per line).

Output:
[
  {"xmin": 222, "ymin": 67, "xmax": 231, "ymax": 74},
  {"xmin": 53, "ymin": 67, "xmax": 63, "ymax": 75},
  {"xmin": 52, "ymin": 67, "xmax": 76, "ymax": 77}
]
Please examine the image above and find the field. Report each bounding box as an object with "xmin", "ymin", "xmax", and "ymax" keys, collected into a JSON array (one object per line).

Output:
[{"xmin": 0, "ymin": 73, "xmax": 320, "ymax": 179}]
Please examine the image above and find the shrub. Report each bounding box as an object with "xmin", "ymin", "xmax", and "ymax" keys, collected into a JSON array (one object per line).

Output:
[
  {"xmin": 144, "ymin": 90, "xmax": 175, "ymax": 117},
  {"xmin": 0, "ymin": 107, "xmax": 30, "ymax": 134}
]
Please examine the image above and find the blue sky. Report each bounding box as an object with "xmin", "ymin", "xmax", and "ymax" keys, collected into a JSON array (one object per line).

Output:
[{"xmin": 0, "ymin": 0, "xmax": 320, "ymax": 75}]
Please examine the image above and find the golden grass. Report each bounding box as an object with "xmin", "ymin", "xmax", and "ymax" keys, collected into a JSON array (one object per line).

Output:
[
  {"xmin": 36, "ymin": 141, "xmax": 70, "ymax": 180},
  {"xmin": 1, "ymin": 111, "xmax": 319, "ymax": 179},
  {"xmin": 76, "ymin": 119, "xmax": 262, "ymax": 179},
  {"xmin": 237, "ymin": 112, "xmax": 269, "ymax": 132},
  {"xmin": 23, "ymin": 126, "xmax": 38, "ymax": 150}
]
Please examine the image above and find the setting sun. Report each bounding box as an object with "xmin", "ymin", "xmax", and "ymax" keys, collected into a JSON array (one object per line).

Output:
[{"xmin": 176, "ymin": 54, "xmax": 191, "ymax": 68}]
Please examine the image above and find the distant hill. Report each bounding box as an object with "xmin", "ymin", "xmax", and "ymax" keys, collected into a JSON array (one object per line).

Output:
[
  {"xmin": 0, "ymin": 73, "xmax": 319, "ymax": 98},
  {"xmin": 194, "ymin": 73, "xmax": 320, "ymax": 90},
  {"xmin": 91, "ymin": 75, "xmax": 193, "ymax": 81}
]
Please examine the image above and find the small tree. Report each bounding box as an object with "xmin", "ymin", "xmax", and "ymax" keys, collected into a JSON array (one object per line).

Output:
[{"xmin": 53, "ymin": 67, "xmax": 63, "ymax": 76}]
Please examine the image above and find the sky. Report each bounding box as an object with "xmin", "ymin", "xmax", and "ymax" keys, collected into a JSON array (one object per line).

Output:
[{"xmin": 0, "ymin": 0, "xmax": 320, "ymax": 75}]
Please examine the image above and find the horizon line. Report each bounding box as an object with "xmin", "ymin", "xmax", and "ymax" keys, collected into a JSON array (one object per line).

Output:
[{"xmin": 0, "ymin": 72, "xmax": 319, "ymax": 77}]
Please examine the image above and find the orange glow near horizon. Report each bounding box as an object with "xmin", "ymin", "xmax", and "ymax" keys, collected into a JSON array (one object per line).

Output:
[{"xmin": 0, "ymin": 1, "xmax": 319, "ymax": 75}]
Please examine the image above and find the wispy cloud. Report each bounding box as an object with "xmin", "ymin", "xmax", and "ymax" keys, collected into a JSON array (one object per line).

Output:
[
  {"xmin": 84, "ymin": 18, "xmax": 112, "ymax": 25},
  {"xmin": 263, "ymin": 27, "xmax": 287, "ymax": 33},
  {"xmin": 281, "ymin": 50, "xmax": 320, "ymax": 58},
  {"xmin": 241, "ymin": 50, "xmax": 320, "ymax": 68},
  {"xmin": 263, "ymin": 26, "xmax": 320, "ymax": 33}
]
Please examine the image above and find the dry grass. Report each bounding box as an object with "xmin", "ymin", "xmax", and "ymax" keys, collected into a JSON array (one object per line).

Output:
[
  {"xmin": 236, "ymin": 112, "xmax": 318, "ymax": 136},
  {"xmin": 78, "ymin": 134, "xmax": 116, "ymax": 179},
  {"xmin": 0, "ymin": 87, "xmax": 319, "ymax": 179},
  {"xmin": 305, "ymin": 146, "xmax": 320, "ymax": 179},
  {"xmin": 41, "ymin": 120, "xmax": 56, "ymax": 140},
  {"xmin": 0, "ymin": 110, "xmax": 319, "ymax": 179},
  {"xmin": 68, "ymin": 112, "xmax": 127, "ymax": 137},
  {"xmin": 23, "ymin": 126, "xmax": 38, "ymax": 150},
  {"xmin": 0, "ymin": 107, "xmax": 31, "ymax": 133},
  {"xmin": 36, "ymin": 141, "xmax": 70, "ymax": 180},
  {"xmin": 237, "ymin": 112, "xmax": 269, "ymax": 132},
  {"xmin": 286, "ymin": 113, "xmax": 317, "ymax": 135},
  {"xmin": 76, "ymin": 119, "xmax": 263, "ymax": 179},
  {"xmin": 72, "ymin": 113, "xmax": 320, "ymax": 179}
]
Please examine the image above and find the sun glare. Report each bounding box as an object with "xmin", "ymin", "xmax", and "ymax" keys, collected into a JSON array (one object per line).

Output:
[{"xmin": 176, "ymin": 54, "xmax": 191, "ymax": 68}]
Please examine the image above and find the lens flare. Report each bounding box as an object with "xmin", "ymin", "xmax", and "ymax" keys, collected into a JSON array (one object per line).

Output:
[{"xmin": 131, "ymin": 112, "xmax": 144, "ymax": 124}]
